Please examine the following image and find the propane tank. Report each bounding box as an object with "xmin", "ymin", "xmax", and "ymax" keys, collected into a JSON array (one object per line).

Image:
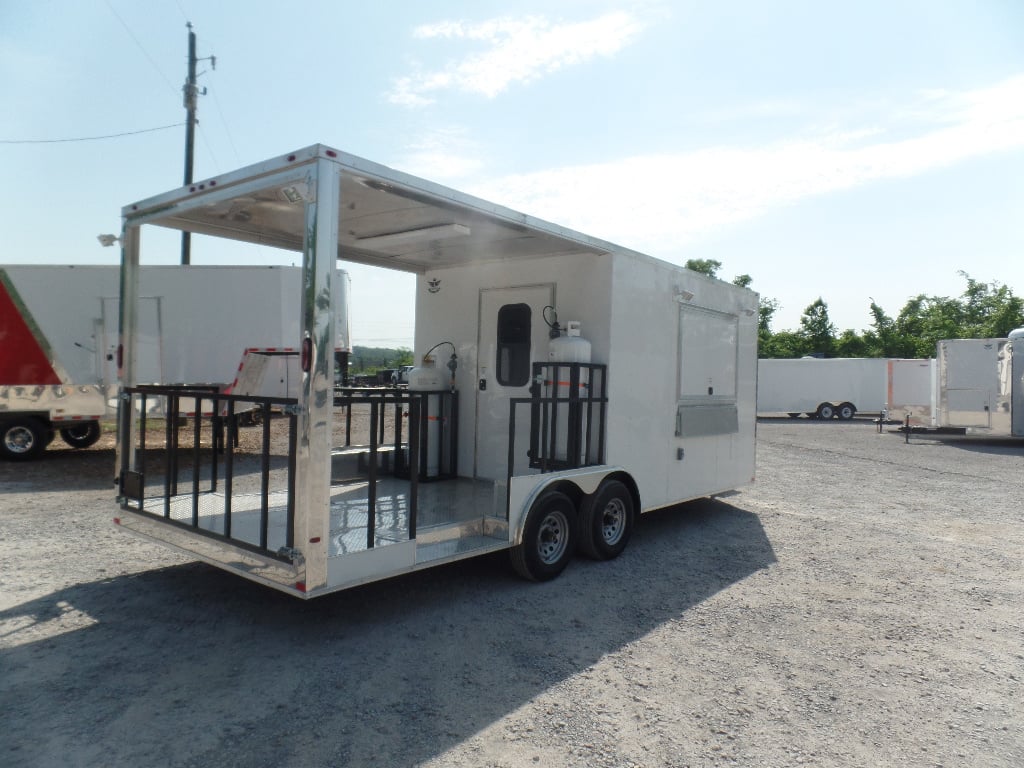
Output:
[
  {"xmin": 407, "ymin": 356, "xmax": 446, "ymax": 477},
  {"xmin": 548, "ymin": 321, "xmax": 591, "ymax": 465},
  {"xmin": 549, "ymin": 320, "xmax": 592, "ymax": 365},
  {"xmin": 1009, "ymin": 327, "xmax": 1024, "ymax": 342}
]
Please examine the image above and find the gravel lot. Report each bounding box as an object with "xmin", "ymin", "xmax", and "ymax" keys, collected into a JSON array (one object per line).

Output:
[{"xmin": 1, "ymin": 419, "xmax": 1021, "ymax": 767}]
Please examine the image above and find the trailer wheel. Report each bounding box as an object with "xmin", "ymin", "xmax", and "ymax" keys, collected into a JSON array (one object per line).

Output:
[
  {"xmin": 578, "ymin": 480, "xmax": 635, "ymax": 561},
  {"xmin": 1, "ymin": 418, "xmax": 47, "ymax": 461},
  {"xmin": 815, "ymin": 403, "xmax": 836, "ymax": 420},
  {"xmin": 836, "ymin": 402, "xmax": 856, "ymax": 421},
  {"xmin": 60, "ymin": 422, "xmax": 102, "ymax": 449},
  {"xmin": 511, "ymin": 490, "xmax": 576, "ymax": 582}
]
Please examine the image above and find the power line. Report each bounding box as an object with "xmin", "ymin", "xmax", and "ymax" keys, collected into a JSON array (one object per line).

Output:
[
  {"xmin": 0, "ymin": 122, "xmax": 186, "ymax": 144},
  {"xmin": 103, "ymin": 0, "xmax": 178, "ymax": 95}
]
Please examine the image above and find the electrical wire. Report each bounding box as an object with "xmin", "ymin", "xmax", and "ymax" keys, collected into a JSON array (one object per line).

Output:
[
  {"xmin": 0, "ymin": 122, "xmax": 186, "ymax": 144},
  {"xmin": 104, "ymin": 0, "xmax": 178, "ymax": 95}
]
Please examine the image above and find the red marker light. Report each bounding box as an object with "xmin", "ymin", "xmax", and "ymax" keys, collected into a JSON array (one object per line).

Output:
[{"xmin": 301, "ymin": 337, "xmax": 312, "ymax": 373}]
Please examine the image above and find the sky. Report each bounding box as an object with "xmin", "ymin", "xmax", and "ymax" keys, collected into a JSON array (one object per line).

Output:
[{"xmin": 3, "ymin": 0, "xmax": 1022, "ymax": 348}]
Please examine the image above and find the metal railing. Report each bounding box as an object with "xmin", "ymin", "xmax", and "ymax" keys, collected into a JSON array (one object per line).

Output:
[
  {"xmin": 507, "ymin": 362, "xmax": 608, "ymax": 516},
  {"xmin": 118, "ymin": 385, "xmax": 298, "ymax": 561}
]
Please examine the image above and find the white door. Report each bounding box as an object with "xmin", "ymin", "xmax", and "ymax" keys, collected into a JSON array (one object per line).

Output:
[{"xmin": 475, "ymin": 284, "xmax": 554, "ymax": 480}]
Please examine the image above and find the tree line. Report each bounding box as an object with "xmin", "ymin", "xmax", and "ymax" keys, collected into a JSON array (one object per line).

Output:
[{"xmin": 684, "ymin": 259, "xmax": 1024, "ymax": 359}]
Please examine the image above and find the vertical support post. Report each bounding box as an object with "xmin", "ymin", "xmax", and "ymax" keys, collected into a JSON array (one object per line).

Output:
[
  {"xmin": 293, "ymin": 156, "xmax": 340, "ymax": 591},
  {"xmin": 224, "ymin": 400, "xmax": 234, "ymax": 538},
  {"xmin": 116, "ymin": 224, "xmax": 141, "ymax": 485},
  {"xmin": 408, "ymin": 397, "xmax": 419, "ymax": 539},
  {"xmin": 367, "ymin": 401, "xmax": 378, "ymax": 549}
]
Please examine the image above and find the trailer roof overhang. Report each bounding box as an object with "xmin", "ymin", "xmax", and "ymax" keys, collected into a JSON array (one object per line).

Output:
[{"xmin": 122, "ymin": 144, "xmax": 629, "ymax": 273}]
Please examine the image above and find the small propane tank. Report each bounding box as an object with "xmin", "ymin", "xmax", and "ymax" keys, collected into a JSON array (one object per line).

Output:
[
  {"xmin": 549, "ymin": 320, "xmax": 592, "ymax": 364},
  {"xmin": 407, "ymin": 355, "xmax": 447, "ymax": 477},
  {"xmin": 1009, "ymin": 327, "xmax": 1024, "ymax": 343},
  {"xmin": 548, "ymin": 321, "xmax": 591, "ymax": 466},
  {"xmin": 407, "ymin": 356, "xmax": 446, "ymax": 391}
]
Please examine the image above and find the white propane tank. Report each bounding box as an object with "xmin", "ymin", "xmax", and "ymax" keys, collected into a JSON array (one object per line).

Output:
[
  {"xmin": 549, "ymin": 320, "xmax": 592, "ymax": 365},
  {"xmin": 407, "ymin": 356, "xmax": 446, "ymax": 477},
  {"xmin": 1009, "ymin": 327, "xmax": 1024, "ymax": 342},
  {"xmin": 548, "ymin": 321, "xmax": 592, "ymax": 465}
]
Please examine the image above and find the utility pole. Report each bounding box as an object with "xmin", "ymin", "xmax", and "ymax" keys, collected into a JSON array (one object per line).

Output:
[{"xmin": 181, "ymin": 22, "xmax": 214, "ymax": 265}]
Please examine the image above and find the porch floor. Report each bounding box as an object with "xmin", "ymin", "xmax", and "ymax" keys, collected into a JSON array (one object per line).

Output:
[{"xmin": 143, "ymin": 476, "xmax": 505, "ymax": 559}]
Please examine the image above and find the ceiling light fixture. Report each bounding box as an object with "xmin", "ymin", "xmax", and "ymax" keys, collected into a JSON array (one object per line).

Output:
[{"xmin": 356, "ymin": 223, "xmax": 470, "ymax": 249}]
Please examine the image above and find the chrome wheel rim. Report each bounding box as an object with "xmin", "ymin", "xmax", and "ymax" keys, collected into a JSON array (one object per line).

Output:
[{"xmin": 4, "ymin": 426, "xmax": 35, "ymax": 454}]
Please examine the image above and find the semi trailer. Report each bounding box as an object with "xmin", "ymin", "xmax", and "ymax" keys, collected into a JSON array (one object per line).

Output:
[{"xmin": 0, "ymin": 265, "xmax": 351, "ymax": 460}]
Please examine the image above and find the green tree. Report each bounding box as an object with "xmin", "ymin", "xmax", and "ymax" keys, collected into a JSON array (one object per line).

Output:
[
  {"xmin": 684, "ymin": 258, "xmax": 722, "ymax": 279},
  {"xmin": 732, "ymin": 273, "xmax": 753, "ymax": 289},
  {"xmin": 798, "ymin": 298, "xmax": 836, "ymax": 356}
]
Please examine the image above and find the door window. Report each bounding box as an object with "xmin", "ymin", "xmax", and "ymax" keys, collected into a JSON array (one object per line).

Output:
[{"xmin": 496, "ymin": 303, "xmax": 531, "ymax": 387}]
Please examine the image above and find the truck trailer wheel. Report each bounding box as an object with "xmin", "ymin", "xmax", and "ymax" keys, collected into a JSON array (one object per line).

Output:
[
  {"xmin": 578, "ymin": 479, "xmax": 635, "ymax": 560},
  {"xmin": 815, "ymin": 403, "xmax": 836, "ymax": 420},
  {"xmin": 60, "ymin": 422, "xmax": 102, "ymax": 449},
  {"xmin": 1, "ymin": 418, "xmax": 47, "ymax": 461},
  {"xmin": 836, "ymin": 402, "xmax": 856, "ymax": 421},
  {"xmin": 511, "ymin": 490, "xmax": 576, "ymax": 582}
]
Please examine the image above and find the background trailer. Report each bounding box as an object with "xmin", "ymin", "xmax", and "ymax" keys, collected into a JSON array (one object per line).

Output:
[
  {"xmin": 0, "ymin": 264, "xmax": 337, "ymax": 461},
  {"xmin": 113, "ymin": 145, "xmax": 758, "ymax": 598},
  {"xmin": 933, "ymin": 334, "xmax": 1023, "ymax": 437}
]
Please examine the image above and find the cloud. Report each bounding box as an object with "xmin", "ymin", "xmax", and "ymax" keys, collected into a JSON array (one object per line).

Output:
[
  {"xmin": 467, "ymin": 74, "xmax": 1024, "ymax": 254},
  {"xmin": 387, "ymin": 12, "xmax": 645, "ymax": 106},
  {"xmin": 394, "ymin": 128, "xmax": 484, "ymax": 180}
]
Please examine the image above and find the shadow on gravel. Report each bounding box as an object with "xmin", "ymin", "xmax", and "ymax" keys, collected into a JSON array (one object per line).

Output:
[
  {"xmin": 894, "ymin": 435, "xmax": 1024, "ymax": 456},
  {"xmin": 0, "ymin": 498, "xmax": 774, "ymax": 767},
  {"xmin": 0, "ymin": 448, "xmax": 290, "ymax": 495},
  {"xmin": 0, "ymin": 449, "xmax": 118, "ymax": 493}
]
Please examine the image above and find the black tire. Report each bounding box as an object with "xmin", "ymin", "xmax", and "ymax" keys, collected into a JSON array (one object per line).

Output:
[
  {"xmin": 0, "ymin": 418, "xmax": 48, "ymax": 461},
  {"xmin": 578, "ymin": 479, "xmax": 635, "ymax": 561},
  {"xmin": 815, "ymin": 403, "xmax": 836, "ymax": 420},
  {"xmin": 511, "ymin": 490, "xmax": 576, "ymax": 582},
  {"xmin": 836, "ymin": 402, "xmax": 856, "ymax": 421},
  {"xmin": 60, "ymin": 422, "xmax": 102, "ymax": 449}
]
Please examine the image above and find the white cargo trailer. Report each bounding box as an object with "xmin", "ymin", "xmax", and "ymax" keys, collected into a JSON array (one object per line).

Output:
[
  {"xmin": 112, "ymin": 144, "xmax": 758, "ymax": 598},
  {"xmin": 931, "ymin": 333, "xmax": 1023, "ymax": 437},
  {"xmin": 756, "ymin": 357, "xmax": 890, "ymax": 419},
  {"xmin": 0, "ymin": 265, "xmax": 350, "ymax": 460}
]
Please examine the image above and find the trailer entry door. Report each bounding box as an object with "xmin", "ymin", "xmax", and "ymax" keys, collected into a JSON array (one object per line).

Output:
[{"xmin": 475, "ymin": 284, "xmax": 554, "ymax": 480}]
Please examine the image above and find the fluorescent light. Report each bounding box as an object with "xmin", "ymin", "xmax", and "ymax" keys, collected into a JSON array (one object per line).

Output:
[{"xmin": 356, "ymin": 223, "xmax": 470, "ymax": 249}]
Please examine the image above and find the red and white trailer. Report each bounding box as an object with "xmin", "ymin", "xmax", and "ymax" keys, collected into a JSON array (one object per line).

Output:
[{"xmin": 0, "ymin": 265, "xmax": 350, "ymax": 460}]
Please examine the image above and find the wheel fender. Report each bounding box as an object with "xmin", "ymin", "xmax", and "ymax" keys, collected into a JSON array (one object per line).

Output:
[{"xmin": 509, "ymin": 467, "xmax": 630, "ymax": 546}]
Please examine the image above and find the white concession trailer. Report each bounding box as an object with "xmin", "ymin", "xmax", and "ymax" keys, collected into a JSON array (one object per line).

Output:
[
  {"xmin": 113, "ymin": 145, "xmax": 758, "ymax": 598},
  {"xmin": 0, "ymin": 264, "xmax": 331, "ymax": 460}
]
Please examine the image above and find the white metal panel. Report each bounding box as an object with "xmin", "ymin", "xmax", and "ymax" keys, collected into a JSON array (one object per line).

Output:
[
  {"xmin": 937, "ymin": 340, "xmax": 999, "ymax": 429},
  {"xmin": 886, "ymin": 358, "xmax": 935, "ymax": 426}
]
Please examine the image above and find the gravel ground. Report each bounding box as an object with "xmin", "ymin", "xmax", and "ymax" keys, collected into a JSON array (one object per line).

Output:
[{"xmin": 1, "ymin": 419, "xmax": 1021, "ymax": 767}]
